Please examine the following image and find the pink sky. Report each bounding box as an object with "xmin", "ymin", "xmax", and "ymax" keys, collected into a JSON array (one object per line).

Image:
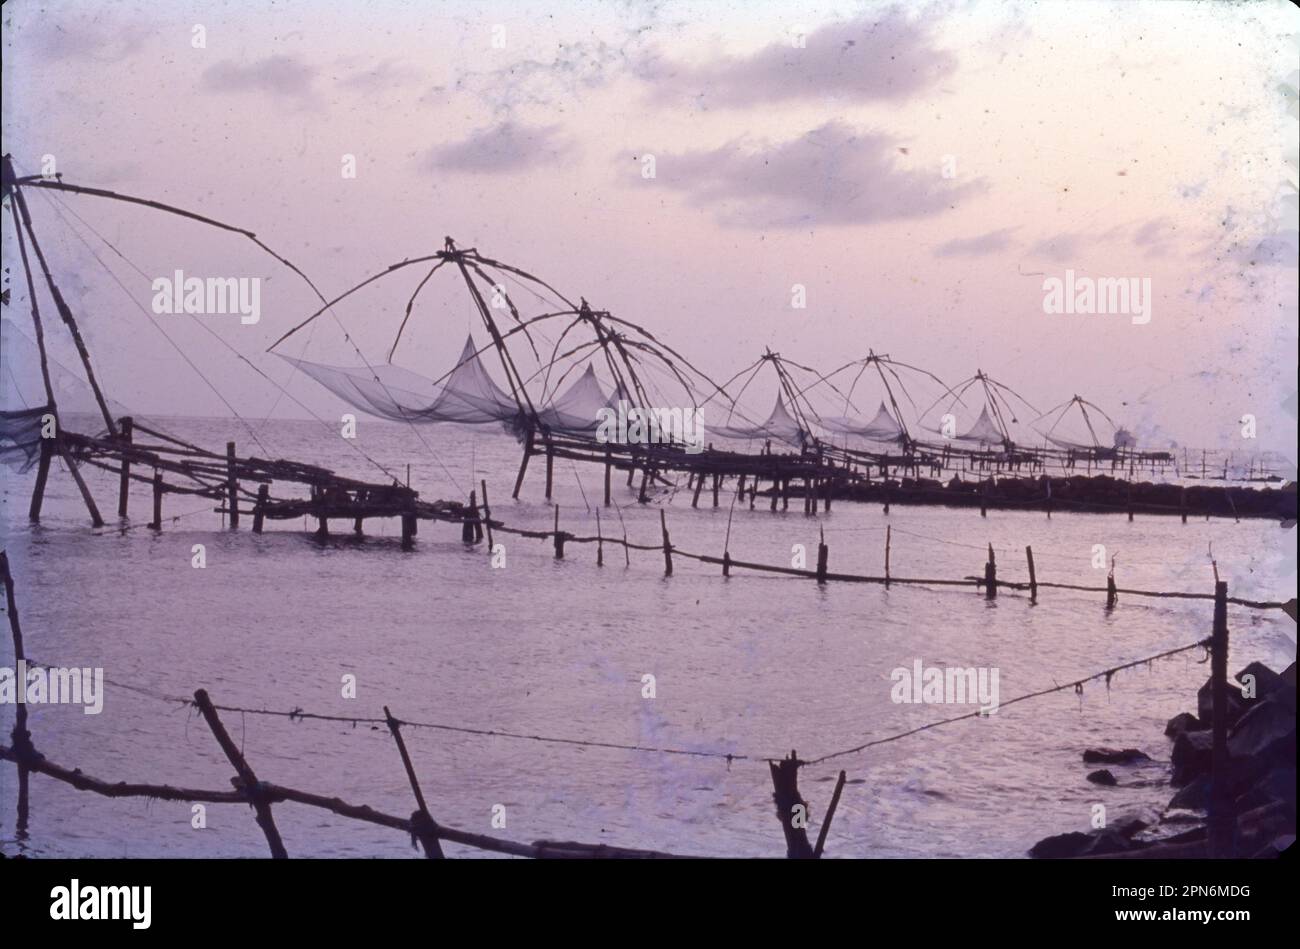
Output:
[{"xmin": 2, "ymin": 0, "xmax": 1296, "ymax": 457}]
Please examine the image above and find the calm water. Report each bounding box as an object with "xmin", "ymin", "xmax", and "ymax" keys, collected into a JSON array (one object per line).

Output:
[{"xmin": 1, "ymin": 415, "xmax": 1294, "ymax": 857}]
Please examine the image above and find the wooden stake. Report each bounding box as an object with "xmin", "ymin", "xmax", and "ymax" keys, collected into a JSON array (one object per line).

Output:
[
  {"xmin": 712, "ymin": 473, "xmax": 720, "ymax": 508},
  {"xmin": 595, "ymin": 509, "xmax": 604, "ymax": 566},
  {"xmin": 984, "ymin": 544, "xmax": 997, "ymax": 599},
  {"xmin": 117, "ymin": 416, "xmax": 133, "ymax": 518},
  {"xmin": 149, "ymin": 468, "xmax": 163, "ymax": 531},
  {"xmin": 480, "ymin": 479, "xmax": 494, "ymax": 549},
  {"xmin": 816, "ymin": 527, "xmax": 828, "ymax": 585},
  {"xmin": 1025, "ymin": 545, "xmax": 1037, "ymax": 603},
  {"xmin": 553, "ymin": 505, "xmax": 565, "ymax": 559},
  {"xmin": 400, "ymin": 512, "xmax": 415, "ymax": 550},
  {"xmin": 603, "ymin": 448, "xmax": 612, "ymax": 507},
  {"xmin": 1208, "ymin": 581, "xmax": 1234, "ymax": 858},
  {"xmin": 193, "ymin": 689, "xmax": 288, "ymax": 858},
  {"xmin": 253, "ymin": 484, "xmax": 269, "ymax": 533},
  {"xmin": 660, "ymin": 509, "xmax": 673, "ymax": 576},
  {"xmin": 544, "ymin": 442, "xmax": 554, "ymax": 501},
  {"xmin": 226, "ymin": 441, "xmax": 239, "ymax": 529},
  {"xmin": 58, "ymin": 441, "xmax": 104, "ymax": 528},
  {"xmin": 1, "ymin": 551, "xmax": 32, "ymax": 833},
  {"xmin": 812, "ymin": 770, "xmax": 847, "ymax": 859},
  {"xmin": 768, "ymin": 751, "xmax": 814, "ymax": 859},
  {"xmin": 512, "ymin": 429, "xmax": 534, "ymax": 499},
  {"xmin": 885, "ymin": 525, "xmax": 892, "ymax": 589},
  {"xmin": 28, "ymin": 437, "xmax": 52, "ymax": 523},
  {"xmin": 382, "ymin": 706, "xmax": 445, "ymax": 859}
]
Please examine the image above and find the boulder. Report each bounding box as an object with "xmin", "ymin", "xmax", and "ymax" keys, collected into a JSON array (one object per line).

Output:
[
  {"xmin": 1228, "ymin": 698, "xmax": 1297, "ymax": 762},
  {"xmin": 1165, "ymin": 711, "xmax": 1203, "ymax": 738},
  {"xmin": 1029, "ymin": 831, "xmax": 1094, "ymax": 859},
  {"xmin": 1234, "ymin": 661, "xmax": 1296, "ymax": 712},
  {"xmin": 1087, "ymin": 769, "xmax": 1118, "ymax": 786},
  {"xmin": 1171, "ymin": 730, "xmax": 1214, "ymax": 786},
  {"xmin": 1197, "ymin": 678, "xmax": 1249, "ymax": 728},
  {"xmin": 1083, "ymin": 747, "xmax": 1151, "ymax": 765},
  {"xmin": 1168, "ymin": 776, "xmax": 1210, "ymax": 811}
]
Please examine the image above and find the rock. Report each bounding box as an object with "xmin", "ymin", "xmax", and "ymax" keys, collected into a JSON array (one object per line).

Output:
[
  {"xmin": 1113, "ymin": 815, "xmax": 1152, "ymax": 838},
  {"xmin": 1082, "ymin": 747, "xmax": 1151, "ymax": 765},
  {"xmin": 1197, "ymin": 678, "xmax": 1249, "ymax": 728},
  {"xmin": 1228, "ymin": 699, "xmax": 1297, "ymax": 762},
  {"xmin": 1249, "ymin": 834, "xmax": 1295, "ymax": 858},
  {"xmin": 1029, "ymin": 831, "xmax": 1094, "ymax": 859},
  {"xmin": 1234, "ymin": 661, "xmax": 1295, "ymax": 711},
  {"xmin": 1087, "ymin": 769, "xmax": 1118, "ymax": 786},
  {"xmin": 1165, "ymin": 711, "xmax": 1203, "ymax": 738},
  {"xmin": 1027, "ymin": 828, "xmax": 1145, "ymax": 858},
  {"xmin": 1236, "ymin": 766, "xmax": 1296, "ymax": 814},
  {"xmin": 1168, "ymin": 775, "xmax": 1210, "ymax": 811},
  {"xmin": 1171, "ymin": 730, "xmax": 1214, "ymax": 786}
]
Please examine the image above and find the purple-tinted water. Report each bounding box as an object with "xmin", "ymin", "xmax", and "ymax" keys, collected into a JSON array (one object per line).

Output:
[{"xmin": 1, "ymin": 415, "xmax": 1294, "ymax": 857}]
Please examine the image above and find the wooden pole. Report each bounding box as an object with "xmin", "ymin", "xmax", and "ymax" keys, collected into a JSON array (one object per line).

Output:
[
  {"xmin": 480, "ymin": 479, "xmax": 494, "ymax": 549},
  {"xmin": 28, "ymin": 437, "xmax": 53, "ymax": 523},
  {"xmin": 193, "ymin": 689, "xmax": 288, "ymax": 858},
  {"xmin": 382, "ymin": 706, "xmax": 445, "ymax": 859},
  {"xmin": 984, "ymin": 543, "xmax": 997, "ymax": 599},
  {"xmin": 544, "ymin": 441, "xmax": 554, "ymax": 501},
  {"xmin": 553, "ymin": 505, "xmax": 565, "ymax": 559},
  {"xmin": 1106, "ymin": 564, "xmax": 1118, "ymax": 609},
  {"xmin": 462, "ymin": 491, "xmax": 478, "ymax": 543},
  {"xmin": 768, "ymin": 751, "xmax": 814, "ymax": 859},
  {"xmin": 226, "ymin": 441, "xmax": 239, "ymax": 529},
  {"xmin": 660, "ymin": 509, "xmax": 673, "ymax": 576},
  {"xmin": 712, "ymin": 473, "xmax": 720, "ymax": 508},
  {"xmin": 117, "ymin": 416, "xmax": 133, "ymax": 518},
  {"xmin": 1208, "ymin": 581, "xmax": 1233, "ymax": 858},
  {"xmin": 812, "ymin": 770, "xmax": 847, "ymax": 859},
  {"xmin": 595, "ymin": 509, "xmax": 604, "ymax": 566},
  {"xmin": 692, "ymin": 470, "xmax": 704, "ymax": 508},
  {"xmin": 1025, "ymin": 545, "xmax": 1037, "ymax": 603},
  {"xmin": 1, "ymin": 551, "xmax": 32, "ymax": 833},
  {"xmin": 149, "ymin": 468, "xmax": 163, "ymax": 530},
  {"xmin": 253, "ymin": 483, "xmax": 269, "ymax": 533},
  {"xmin": 603, "ymin": 448, "xmax": 612, "ymax": 507},
  {"xmin": 816, "ymin": 527, "xmax": 828, "ymax": 585},
  {"xmin": 885, "ymin": 525, "xmax": 892, "ymax": 589},
  {"xmin": 400, "ymin": 512, "xmax": 415, "ymax": 550},
  {"xmin": 58, "ymin": 441, "xmax": 105, "ymax": 527},
  {"xmin": 512, "ymin": 429, "xmax": 535, "ymax": 499}
]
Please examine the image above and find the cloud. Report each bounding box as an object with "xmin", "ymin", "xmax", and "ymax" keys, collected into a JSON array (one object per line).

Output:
[
  {"xmin": 200, "ymin": 56, "xmax": 320, "ymax": 108},
  {"xmin": 640, "ymin": 8, "xmax": 954, "ymax": 107},
  {"xmin": 1027, "ymin": 233, "xmax": 1086, "ymax": 263},
  {"xmin": 650, "ymin": 121, "xmax": 983, "ymax": 229},
  {"xmin": 935, "ymin": 228, "xmax": 1018, "ymax": 257},
  {"xmin": 338, "ymin": 58, "xmax": 424, "ymax": 93},
  {"xmin": 421, "ymin": 122, "xmax": 573, "ymax": 173}
]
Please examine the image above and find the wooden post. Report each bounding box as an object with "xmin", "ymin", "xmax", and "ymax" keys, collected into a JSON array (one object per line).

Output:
[
  {"xmin": 824, "ymin": 477, "xmax": 832, "ymax": 512},
  {"xmin": 480, "ymin": 479, "xmax": 494, "ymax": 550},
  {"xmin": 1208, "ymin": 581, "xmax": 1234, "ymax": 858},
  {"xmin": 980, "ymin": 481, "xmax": 988, "ymax": 518},
  {"xmin": 1106, "ymin": 565, "xmax": 1118, "ymax": 609},
  {"xmin": 660, "ymin": 509, "xmax": 673, "ymax": 576},
  {"xmin": 691, "ymin": 470, "xmax": 704, "ymax": 508},
  {"xmin": 544, "ymin": 441, "xmax": 554, "ymax": 501},
  {"xmin": 29, "ymin": 436, "xmax": 53, "ymax": 522},
  {"xmin": 885, "ymin": 525, "xmax": 892, "ymax": 589},
  {"xmin": 768, "ymin": 751, "xmax": 814, "ymax": 859},
  {"xmin": 1126, "ymin": 481, "xmax": 1134, "ymax": 522},
  {"xmin": 193, "ymin": 689, "xmax": 288, "ymax": 858},
  {"xmin": 722, "ymin": 551, "xmax": 731, "ymax": 577},
  {"xmin": 224, "ymin": 441, "xmax": 240, "ymax": 529},
  {"xmin": 769, "ymin": 477, "xmax": 778, "ymax": 511},
  {"xmin": 253, "ymin": 484, "xmax": 269, "ymax": 533},
  {"xmin": 382, "ymin": 706, "xmax": 445, "ymax": 859},
  {"xmin": 1180, "ymin": 485, "xmax": 1187, "ymax": 524},
  {"xmin": 812, "ymin": 770, "xmax": 847, "ymax": 859},
  {"xmin": 815, "ymin": 527, "xmax": 828, "ymax": 584},
  {"xmin": 1025, "ymin": 545, "xmax": 1037, "ymax": 603},
  {"xmin": 984, "ymin": 543, "xmax": 997, "ymax": 599},
  {"xmin": 462, "ymin": 491, "xmax": 478, "ymax": 543},
  {"xmin": 117, "ymin": 416, "xmax": 133, "ymax": 518},
  {"xmin": 595, "ymin": 509, "xmax": 604, "ymax": 566},
  {"xmin": 1, "ymin": 551, "xmax": 32, "ymax": 833},
  {"xmin": 149, "ymin": 468, "xmax": 163, "ymax": 531},
  {"xmin": 638, "ymin": 467, "xmax": 649, "ymax": 504},
  {"xmin": 781, "ymin": 478, "xmax": 790, "ymax": 511},
  {"xmin": 603, "ymin": 448, "xmax": 612, "ymax": 507},
  {"xmin": 712, "ymin": 473, "xmax": 720, "ymax": 508},
  {"xmin": 354, "ymin": 515, "xmax": 364, "ymax": 536},
  {"xmin": 512, "ymin": 429, "xmax": 535, "ymax": 499},
  {"xmin": 58, "ymin": 441, "xmax": 104, "ymax": 528},
  {"xmin": 553, "ymin": 505, "xmax": 565, "ymax": 559},
  {"xmin": 400, "ymin": 512, "xmax": 415, "ymax": 550}
]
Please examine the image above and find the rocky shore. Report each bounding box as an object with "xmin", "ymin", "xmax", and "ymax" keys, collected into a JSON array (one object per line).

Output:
[{"xmin": 1029, "ymin": 659, "xmax": 1296, "ymax": 858}]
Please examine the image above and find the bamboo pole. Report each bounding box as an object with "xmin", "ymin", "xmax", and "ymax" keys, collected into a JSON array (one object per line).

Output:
[
  {"xmin": 193, "ymin": 689, "xmax": 288, "ymax": 858},
  {"xmin": 382, "ymin": 706, "xmax": 445, "ymax": 859}
]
